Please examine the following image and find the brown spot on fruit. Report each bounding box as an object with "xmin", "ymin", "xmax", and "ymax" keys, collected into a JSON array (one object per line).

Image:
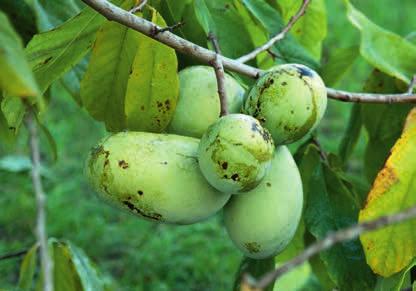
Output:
[
  {"xmin": 231, "ymin": 174, "xmax": 239, "ymax": 181},
  {"xmin": 222, "ymin": 162, "xmax": 228, "ymax": 170},
  {"xmin": 118, "ymin": 160, "xmax": 129, "ymax": 169},
  {"xmin": 266, "ymin": 182, "xmax": 271, "ymax": 187},
  {"xmin": 137, "ymin": 190, "xmax": 144, "ymax": 195},
  {"xmin": 244, "ymin": 242, "xmax": 261, "ymax": 253}
]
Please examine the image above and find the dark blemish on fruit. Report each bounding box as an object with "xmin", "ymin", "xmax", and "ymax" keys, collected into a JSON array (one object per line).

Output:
[
  {"xmin": 295, "ymin": 65, "xmax": 314, "ymax": 77},
  {"xmin": 266, "ymin": 182, "xmax": 271, "ymax": 187},
  {"xmin": 306, "ymin": 106, "xmax": 310, "ymax": 110},
  {"xmin": 260, "ymin": 78, "xmax": 275, "ymax": 94},
  {"xmin": 222, "ymin": 162, "xmax": 228, "ymax": 170},
  {"xmin": 282, "ymin": 81, "xmax": 287, "ymax": 86},
  {"xmin": 244, "ymin": 242, "xmax": 260, "ymax": 253},
  {"xmin": 291, "ymin": 110, "xmax": 294, "ymax": 114},
  {"xmin": 161, "ymin": 161, "xmax": 168, "ymax": 165},
  {"xmin": 8, "ymin": 127, "xmax": 16, "ymax": 131},
  {"xmin": 118, "ymin": 160, "xmax": 129, "ymax": 169},
  {"xmin": 141, "ymin": 106, "xmax": 145, "ymax": 110},
  {"xmin": 122, "ymin": 201, "xmax": 162, "ymax": 221},
  {"xmin": 231, "ymin": 174, "xmax": 239, "ymax": 181},
  {"xmin": 223, "ymin": 174, "xmax": 228, "ymax": 179},
  {"xmin": 137, "ymin": 190, "xmax": 143, "ymax": 195}
]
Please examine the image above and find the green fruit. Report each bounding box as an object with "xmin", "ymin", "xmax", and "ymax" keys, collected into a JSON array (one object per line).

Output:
[
  {"xmin": 168, "ymin": 66, "xmax": 245, "ymax": 138},
  {"xmin": 198, "ymin": 114, "xmax": 274, "ymax": 194},
  {"xmin": 244, "ymin": 64, "xmax": 327, "ymax": 145},
  {"xmin": 224, "ymin": 146, "xmax": 303, "ymax": 259},
  {"xmin": 85, "ymin": 132, "xmax": 230, "ymax": 224}
]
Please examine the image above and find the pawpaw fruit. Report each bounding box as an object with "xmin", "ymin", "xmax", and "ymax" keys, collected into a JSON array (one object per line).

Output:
[
  {"xmin": 168, "ymin": 66, "xmax": 245, "ymax": 138},
  {"xmin": 85, "ymin": 132, "xmax": 230, "ymax": 224},
  {"xmin": 224, "ymin": 146, "xmax": 303, "ymax": 259},
  {"xmin": 198, "ymin": 114, "xmax": 274, "ymax": 194},
  {"xmin": 244, "ymin": 64, "xmax": 327, "ymax": 145}
]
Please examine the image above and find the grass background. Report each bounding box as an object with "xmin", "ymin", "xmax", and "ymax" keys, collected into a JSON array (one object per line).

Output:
[{"xmin": 0, "ymin": 0, "xmax": 415, "ymax": 290}]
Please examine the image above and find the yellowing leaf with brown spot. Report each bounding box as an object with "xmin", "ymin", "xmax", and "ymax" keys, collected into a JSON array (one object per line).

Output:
[{"xmin": 359, "ymin": 107, "xmax": 416, "ymax": 277}]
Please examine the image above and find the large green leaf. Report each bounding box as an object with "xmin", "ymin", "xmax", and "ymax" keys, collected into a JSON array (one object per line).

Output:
[
  {"xmin": 25, "ymin": 0, "xmax": 122, "ymax": 94},
  {"xmin": 26, "ymin": 0, "xmax": 83, "ymax": 32},
  {"xmin": 80, "ymin": 0, "xmax": 138, "ymax": 132},
  {"xmin": 241, "ymin": 0, "xmax": 318, "ymax": 69},
  {"xmin": 0, "ymin": 0, "xmax": 37, "ymax": 44},
  {"xmin": 320, "ymin": 46, "xmax": 359, "ymax": 87},
  {"xmin": 338, "ymin": 103, "xmax": 362, "ymax": 163},
  {"xmin": 232, "ymin": 1, "xmax": 271, "ymax": 70},
  {"xmin": 359, "ymin": 108, "xmax": 416, "ymax": 277},
  {"xmin": 18, "ymin": 244, "xmax": 39, "ymax": 290},
  {"xmin": 124, "ymin": 8, "xmax": 179, "ymax": 132},
  {"xmin": 361, "ymin": 70, "xmax": 413, "ymax": 182},
  {"xmin": 31, "ymin": 239, "xmax": 111, "ymax": 291},
  {"xmin": 0, "ymin": 11, "xmax": 40, "ymax": 99},
  {"xmin": 346, "ymin": 1, "xmax": 416, "ymax": 84},
  {"xmin": 194, "ymin": 0, "xmax": 256, "ymax": 60},
  {"xmin": 375, "ymin": 259, "xmax": 415, "ymax": 291},
  {"xmin": 276, "ymin": 0, "xmax": 327, "ymax": 60},
  {"xmin": 159, "ymin": 0, "xmax": 206, "ymax": 47},
  {"xmin": 1, "ymin": 96, "xmax": 25, "ymax": 135},
  {"xmin": 300, "ymin": 144, "xmax": 375, "ymax": 290}
]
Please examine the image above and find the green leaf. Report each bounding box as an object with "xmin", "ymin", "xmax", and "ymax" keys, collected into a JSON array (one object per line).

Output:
[
  {"xmin": 320, "ymin": 46, "xmax": 359, "ymax": 86},
  {"xmin": 194, "ymin": 0, "xmax": 256, "ymax": 60},
  {"xmin": 359, "ymin": 108, "xmax": 416, "ymax": 277},
  {"xmin": 375, "ymin": 259, "xmax": 415, "ymax": 291},
  {"xmin": 1, "ymin": 96, "xmax": 25, "ymax": 135},
  {"xmin": 276, "ymin": 0, "xmax": 327, "ymax": 60},
  {"xmin": 25, "ymin": 0, "xmax": 122, "ymax": 94},
  {"xmin": 124, "ymin": 7, "xmax": 179, "ymax": 132},
  {"xmin": 0, "ymin": 11, "xmax": 40, "ymax": 99},
  {"xmin": 36, "ymin": 239, "xmax": 109, "ymax": 291},
  {"xmin": 233, "ymin": 0, "xmax": 272, "ymax": 70},
  {"xmin": 345, "ymin": 1, "xmax": 416, "ymax": 84},
  {"xmin": 232, "ymin": 257, "xmax": 275, "ymax": 291},
  {"xmin": 0, "ymin": 155, "xmax": 31, "ymax": 173},
  {"xmin": 18, "ymin": 244, "xmax": 39, "ymax": 290},
  {"xmin": 361, "ymin": 70, "xmax": 412, "ymax": 182},
  {"xmin": 80, "ymin": 0, "xmax": 139, "ymax": 132},
  {"xmin": 26, "ymin": 0, "xmax": 83, "ymax": 32},
  {"xmin": 159, "ymin": 0, "xmax": 206, "ymax": 47},
  {"xmin": 241, "ymin": 0, "xmax": 319, "ymax": 69},
  {"xmin": 300, "ymin": 144, "xmax": 376, "ymax": 290},
  {"xmin": 0, "ymin": 0, "xmax": 37, "ymax": 44},
  {"xmin": 338, "ymin": 103, "xmax": 362, "ymax": 162}
]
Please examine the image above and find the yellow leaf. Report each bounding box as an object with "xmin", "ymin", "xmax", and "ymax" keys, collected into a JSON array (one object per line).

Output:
[{"xmin": 359, "ymin": 107, "xmax": 416, "ymax": 276}]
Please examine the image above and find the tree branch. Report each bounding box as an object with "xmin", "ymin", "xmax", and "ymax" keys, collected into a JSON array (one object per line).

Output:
[
  {"xmin": 248, "ymin": 205, "xmax": 416, "ymax": 290},
  {"xmin": 25, "ymin": 109, "xmax": 53, "ymax": 291},
  {"xmin": 407, "ymin": 75, "xmax": 416, "ymax": 94},
  {"xmin": 129, "ymin": 0, "xmax": 147, "ymax": 14},
  {"xmin": 326, "ymin": 88, "xmax": 416, "ymax": 103},
  {"xmin": 208, "ymin": 33, "xmax": 228, "ymax": 116},
  {"xmin": 81, "ymin": 0, "xmax": 416, "ymax": 103},
  {"xmin": 236, "ymin": 0, "xmax": 311, "ymax": 64}
]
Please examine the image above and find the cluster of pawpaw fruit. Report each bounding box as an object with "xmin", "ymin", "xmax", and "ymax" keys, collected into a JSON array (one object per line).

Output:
[{"xmin": 85, "ymin": 63, "xmax": 327, "ymax": 259}]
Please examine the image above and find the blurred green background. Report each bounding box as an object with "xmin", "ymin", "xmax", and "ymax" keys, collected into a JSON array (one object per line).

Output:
[{"xmin": 0, "ymin": 0, "xmax": 415, "ymax": 290}]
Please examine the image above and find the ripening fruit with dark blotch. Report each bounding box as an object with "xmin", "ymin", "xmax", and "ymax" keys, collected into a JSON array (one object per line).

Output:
[
  {"xmin": 85, "ymin": 132, "xmax": 230, "ymax": 224},
  {"xmin": 224, "ymin": 146, "xmax": 303, "ymax": 259},
  {"xmin": 243, "ymin": 64, "xmax": 327, "ymax": 145},
  {"xmin": 168, "ymin": 66, "xmax": 245, "ymax": 138},
  {"xmin": 198, "ymin": 114, "xmax": 274, "ymax": 194}
]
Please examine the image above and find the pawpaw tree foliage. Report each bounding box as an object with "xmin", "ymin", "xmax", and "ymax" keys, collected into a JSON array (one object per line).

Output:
[{"xmin": 0, "ymin": 0, "xmax": 416, "ymax": 290}]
